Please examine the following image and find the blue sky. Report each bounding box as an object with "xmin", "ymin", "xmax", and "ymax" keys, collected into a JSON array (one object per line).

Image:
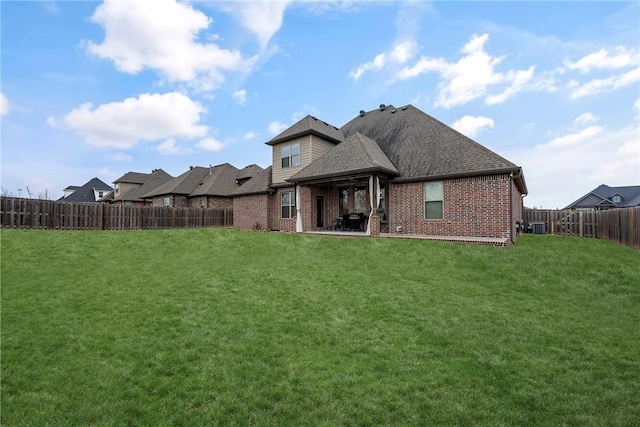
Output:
[{"xmin": 1, "ymin": 0, "xmax": 638, "ymax": 208}]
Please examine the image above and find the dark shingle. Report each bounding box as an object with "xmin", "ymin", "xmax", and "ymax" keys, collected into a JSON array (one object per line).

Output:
[
  {"xmin": 189, "ymin": 163, "xmax": 241, "ymax": 197},
  {"xmin": 341, "ymin": 105, "xmax": 520, "ymax": 182},
  {"xmin": 289, "ymin": 132, "xmax": 399, "ymax": 183},
  {"xmin": 142, "ymin": 167, "xmax": 211, "ymax": 198},
  {"xmin": 232, "ymin": 166, "xmax": 273, "ymax": 196},
  {"xmin": 58, "ymin": 177, "xmax": 112, "ymax": 202},
  {"xmin": 266, "ymin": 115, "xmax": 345, "ymax": 146},
  {"xmin": 115, "ymin": 169, "xmax": 174, "ymax": 202},
  {"xmin": 236, "ymin": 164, "xmax": 264, "ymax": 181},
  {"xmin": 114, "ymin": 172, "xmax": 149, "ymax": 185}
]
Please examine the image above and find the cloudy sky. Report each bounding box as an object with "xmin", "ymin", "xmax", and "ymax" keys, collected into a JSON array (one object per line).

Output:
[{"xmin": 2, "ymin": 0, "xmax": 638, "ymax": 208}]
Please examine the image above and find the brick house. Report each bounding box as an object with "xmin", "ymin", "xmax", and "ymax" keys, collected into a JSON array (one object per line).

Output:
[
  {"xmin": 142, "ymin": 163, "xmax": 262, "ymax": 208},
  {"xmin": 232, "ymin": 104, "xmax": 528, "ymax": 244},
  {"xmin": 102, "ymin": 169, "xmax": 174, "ymax": 206}
]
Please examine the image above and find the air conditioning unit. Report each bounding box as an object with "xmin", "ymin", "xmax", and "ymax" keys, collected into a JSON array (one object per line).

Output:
[{"xmin": 528, "ymin": 222, "xmax": 546, "ymax": 234}]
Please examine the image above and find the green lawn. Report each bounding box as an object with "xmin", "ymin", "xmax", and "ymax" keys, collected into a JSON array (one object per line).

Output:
[{"xmin": 1, "ymin": 228, "xmax": 639, "ymax": 426}]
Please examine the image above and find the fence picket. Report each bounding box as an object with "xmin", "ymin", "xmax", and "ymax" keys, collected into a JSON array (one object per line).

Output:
[
  {"xmin": 0, "ymin": 197, "xmax": 233, "ymax": 231},
  {"xmin": 525, "ymin": 207, "xmax": 639, "ymax": 249}
]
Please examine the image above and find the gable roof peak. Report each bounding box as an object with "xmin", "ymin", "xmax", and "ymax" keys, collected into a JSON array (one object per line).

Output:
[{"xmin": 266, "ymin": 114, "xmax": 344, "ymax": 146}]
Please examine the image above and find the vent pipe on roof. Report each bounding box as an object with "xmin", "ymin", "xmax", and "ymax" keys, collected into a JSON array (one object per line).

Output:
[
  {"xmin": 209, "ymin": 164, "xmax": 212, "ymax": 174},
  {"xmin": 379, "ymin": 104, "xmax": 386, "ymax": 111},
  {"xmin": 359, "ymin": 110, "xmax": 365, "ymax": 116}
]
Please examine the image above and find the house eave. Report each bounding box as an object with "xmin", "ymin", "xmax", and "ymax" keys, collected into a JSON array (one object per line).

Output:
[
  {"xmin": 265, "ymin": 129, "xmax": 343, "ymax": 146},
  {"xmin": 287, "ymin": 167, "xmax": 400, "ymax": 185},
  {"xmin": 390, "ymin": 167, "xmax": 528, "ymax": 194}
]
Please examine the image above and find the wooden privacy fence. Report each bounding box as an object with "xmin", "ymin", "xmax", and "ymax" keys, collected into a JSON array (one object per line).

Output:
[
  {"xmin": 524, "ymin": 207, "xmax": 639, "ymax": 249},
  {"xmin": 0, "ymin": 197, "xmax": 233, "ymax": 230}
]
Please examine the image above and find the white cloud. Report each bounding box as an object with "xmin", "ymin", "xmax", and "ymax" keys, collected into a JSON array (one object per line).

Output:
[
  {"xmin": 269, "ymin": 121, "xmax": 288, "ymax": 136},
  {"xmin": 244, "ymin": 131, "xmax": 257, "ymax": 140},
  {"xmin": 157, "ymin": 138, "xmax": 190, "ymax": 155},
  {"xmin": 451, "ymin": 115, "xmax": 494, "ymax": 138},
  {"xmin": 575, "ymin": 113, "xmax": 597, "ymax": 125},
  {"xmin": 84, "ymin": 0, "xmax": 256, "ymax": 90},
  {"xmin": 570, "ymin": 67, "xmax": 640, "ymax": 99},
  {"xmin": 107, "ymin": 152, "xmax": 132, "ymax": 162},
  {"xmin": 398, "ymin": 33, "xmax": 539, "ymax": 108},
  {"xmin": 547, "ymin": 126, "xmax": 603, "ymax": 147},
  {"xmin": 350, "ymin": 41, "xmax": 417, "ymax": 80},
  {"xmin": 485, "ymin": 66, "xmax": 535, "ymax": 105},
  {"xmin": 233, "ymin": 89, "xmax": 247, "ymax": 105},
  {"xmin": 508, "ymin": 124, "xmax": 639, "ymax": 209},
  {"xmin": 0, "ymin": 92, "xmax": 8, "ymax": 115},
  {"xmin": 635, "ymin": 99, "xmax": 640, "ymax": 115},
  {"xmin": 564, "ymin": 47, "xmax": 640, "ymax": 73},
  {"xmin": 221, "ymin": 1, "xmax": 290, "ymax": 48},
  {"xmin": 196, "ymin": 137, "xmax": 225, "ymax": 152},
  {"xmin": 56, "ymin": 92, "xmax": 208, "ymax": 149}
]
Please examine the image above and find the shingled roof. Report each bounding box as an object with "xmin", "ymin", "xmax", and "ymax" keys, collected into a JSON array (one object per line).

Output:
[
  {"xmin": 237, "ymin": 164, "xmax": 264, "ymax": 181},
  {"xmin": 232, "ymin": 166, "xmax": 273, "ymax": 196},
  {"xmin": 114, "ymin": 169, "xmax": 174, "ymax": 202},
  {"xmin": 289, "ymin": 132, "xmax": 399, "ymax": 183},
  {"xmin": 142, "ymin": 167, "xmax": 211, "ymax": 198},
  {"xmin": 114, "ymin": 171, "xmax": 150, "ymax": 185},
  {"xmin": 189, "ymin": 163, "xmax": 240, "ymax": 197},
  {"xmin": 564, "ymin": 184, "xmax": 640, "ymax": 209},
  {"xmin": 58, "ymin": 177, "xmax": 112, "ymax": 202},
  {"xmin": 267, "ymin": 115, "xmax": 345, "ymax": 146},
  {"xmin": 340, "ymin": 105, "xmax": 526, "ymax": 192}
]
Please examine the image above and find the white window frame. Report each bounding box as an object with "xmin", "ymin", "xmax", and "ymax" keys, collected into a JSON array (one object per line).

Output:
[
  {"xmin": 281, "ymin": 191, "xmax": 296, "ymax": 219},
  {"xmin": 424, "ymin": 181, "xmax": 444, "ymax": 220},
  {"xmin": 281, "ymin": 143, "xmax": 300, "ymax": 168},
  {"xmin": 163, "ymin": 197, "xmax": 170, "ymax": 207}
]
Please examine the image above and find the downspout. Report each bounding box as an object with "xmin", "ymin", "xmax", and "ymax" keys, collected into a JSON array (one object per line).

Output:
[{"xmin": 509, "ymin": 172, "xmax": 514, "ymax": 244}]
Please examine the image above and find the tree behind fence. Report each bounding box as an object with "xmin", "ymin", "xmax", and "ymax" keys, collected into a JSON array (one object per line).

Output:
[
  {"xmin": 0, "ymin": 197, "xmax": 233, "ymax": 230},
  {"xmin": 524, "ymin": 207, "xmax": 639, "ymax": 249}
]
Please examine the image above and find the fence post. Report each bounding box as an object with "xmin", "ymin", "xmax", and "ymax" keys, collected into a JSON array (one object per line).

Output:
[
  {"xmin": 98, "ymin": 203, "xmax": 104, "ymax": 230},
  {"xmin": 579, "ymin": 210, "xmax": 584, "ymax": 237}
]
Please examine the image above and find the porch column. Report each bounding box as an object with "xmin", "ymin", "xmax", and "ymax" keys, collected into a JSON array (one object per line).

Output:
[{"xmin": 295, "ymin": 185, "xmax": 303, "ymax": 233}]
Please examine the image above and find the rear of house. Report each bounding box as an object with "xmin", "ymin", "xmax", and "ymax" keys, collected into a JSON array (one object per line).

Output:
[{"xmin": 233, "ymin": 104, "xmax": 527, "ymax": 244}]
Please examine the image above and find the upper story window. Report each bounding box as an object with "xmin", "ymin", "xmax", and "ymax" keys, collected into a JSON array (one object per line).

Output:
[
  {"xmin": 612, "ymin": 195, "xmax": 622, "ymax": 203},
  {"xmin": 163, "ymin": 197, "xmax": 170, "ymax": 207},
  {"xmin": 424, "ymin": 181, "xmax": 444, "ymax": 220},
  {"xmin": 115, "ymin": 183, "xmax": 120, "ymax": 195},
  {"xmin": 281, "ymin": 143, "xmax": 300, "ymax": 168}
]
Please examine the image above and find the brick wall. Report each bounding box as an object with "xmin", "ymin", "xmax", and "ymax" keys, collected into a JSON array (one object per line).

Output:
[
  {"xmin": 150, "ymin": 195, "xmax": 188, "ymax": 207},
  {"xmin": 189, "ymin": 196, "xmax": 233, "ymax": 209},
  {"xmin": 233, "ymin": 194, "xmax": 270, "ymax": 230},
  {"xmin": 389, "ymin": 174, "xmax": 514, "ymax": 239}
]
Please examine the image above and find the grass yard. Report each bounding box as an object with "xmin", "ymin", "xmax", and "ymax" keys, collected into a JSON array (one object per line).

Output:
[{"xmin": 1, "ymin": 228, "xmax": 639, "ymax": 426}]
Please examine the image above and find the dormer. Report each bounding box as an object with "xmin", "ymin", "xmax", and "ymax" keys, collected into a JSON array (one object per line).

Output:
[
  {"xmin": 611, "ymin": 194, "xmax": 623, "ymax": 204},
  {"xmin": 266, "ymin": 115, "xmax": 344, "ymax": 186}
]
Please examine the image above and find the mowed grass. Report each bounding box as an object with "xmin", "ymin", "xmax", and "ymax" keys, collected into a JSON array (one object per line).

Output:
[{"xmin": 1, "ymin": 229, "xmax": 639, "ymax": 426}]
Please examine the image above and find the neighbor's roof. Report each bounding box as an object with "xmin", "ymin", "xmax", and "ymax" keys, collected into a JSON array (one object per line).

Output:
[
  {"xmin": 115, "ymin": 169, "xmax": 174, "ymax": 202},
  {"xmin": 142, "ymin": 167, "xmax": 211, "ymax": 198},
  {"xmin": 236, "ymin": 164, "xmax": 264, "ymax": 181},
  {"xmin": 58, "ymin": 177, "xmax": 113, "ymax": 203},
  {"xmin": 340, "ymin": 104, "xmax": 526, "ymax": 193},
  {"xmin": 189, "ymin": 163, "xmax": 240, "ymax": 197},
  {"xmin": 232, "ymin": 166, "xmax": 273, "ymax": 196},
  {"xmin": 564, "ymin": 184, "xmax": 640, "ymax": 209},
  {"xmin": 266, "ymin": 115, "xmax": 345, "ymax": 146},
  {"xmin": 288, "ymin": 132, "xmax": 399, "ymax": 183},
  {"xmin": 114, "ymin": 171, "xmax": 149, "ymax": 184}
]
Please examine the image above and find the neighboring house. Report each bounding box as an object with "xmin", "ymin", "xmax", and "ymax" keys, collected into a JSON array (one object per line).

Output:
[
  {"xmin": 58, "ymin": 177, "xmax": 113, "ymax": 203},
  {"xmin": 564, "ymin": 184, "xmax": 640, "ymax": 210},
  {"xmin": 106, "ymin": 169, "xmax": 174, "ymax": 206},
  {"xmin": 142, "ymin": 163, "xmax": 257, "ymax": 208},
  {"xmin": 232, "ymin": 104, "xmax": 528, "ymax": 243}
]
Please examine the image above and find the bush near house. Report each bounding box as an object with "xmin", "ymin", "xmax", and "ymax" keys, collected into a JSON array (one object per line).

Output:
[{"xmin": 1, "ymin": 229, "xmax": 639, "ymax": 426}]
